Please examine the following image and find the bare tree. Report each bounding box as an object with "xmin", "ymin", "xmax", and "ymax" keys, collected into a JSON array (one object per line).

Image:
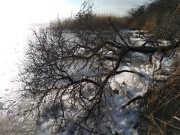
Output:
[{"xmin": 19, "ymin": 1, "xmax": 180, "ymax": 134}]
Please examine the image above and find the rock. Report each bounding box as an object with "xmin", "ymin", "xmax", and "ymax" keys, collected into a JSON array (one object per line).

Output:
[{"xmin": 0, "ymin": 102, "xmax": 4, "ymax": 110}]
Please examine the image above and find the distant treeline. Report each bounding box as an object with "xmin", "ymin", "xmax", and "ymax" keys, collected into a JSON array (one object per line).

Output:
[
  {"xmin": 49, "ymin": 15, "xmax": 130, "ymax": 31},
  {"xmin": 129, "ymin": 0, "xmax": 180, "ymax": 39},
  {"xmin": 50, "ymin": 0, "xmax": 180, "ymax": 40}
]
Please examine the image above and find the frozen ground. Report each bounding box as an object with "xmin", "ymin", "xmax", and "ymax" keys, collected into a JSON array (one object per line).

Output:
[{"xmin": 0, "ymin": 28, "xmax": 174, "ymax": 135}]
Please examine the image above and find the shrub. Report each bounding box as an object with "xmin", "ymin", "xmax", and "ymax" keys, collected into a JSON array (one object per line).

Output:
[{"xmin": 139, "ymin": 47, "xmax": 180, "ymax": 134}]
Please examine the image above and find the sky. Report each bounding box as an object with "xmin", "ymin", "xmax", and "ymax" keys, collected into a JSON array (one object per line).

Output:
[
  {"xmin": 65, "ymin": 0, "xmax": 149, "ymax": 16},
  {"xmin": 0, "ymin": 0, "xmax": 148, "ymax": 25}
]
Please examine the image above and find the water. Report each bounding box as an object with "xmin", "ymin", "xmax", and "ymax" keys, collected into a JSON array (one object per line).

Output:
[{"xmin": 0, "ymin": 24, "xmax": 34, "ymax": 114}]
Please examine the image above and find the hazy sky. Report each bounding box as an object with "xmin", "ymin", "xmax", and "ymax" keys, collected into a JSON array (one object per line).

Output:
[
  {"xmin": 65, "ymin": 0, "xmax": 148, "ymax": 16},
  {"xmin": 0, "ymin": 0, "xmax": 148, "ymax": 25}
]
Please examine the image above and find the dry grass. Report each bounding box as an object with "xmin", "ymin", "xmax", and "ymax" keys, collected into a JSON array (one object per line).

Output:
[
  {"xmin": 90, "ymin": 15, "xmax": 130, "ymax": 30},
  {"xmin": 139, "ymin": 62, "xmax": 180, "ymax": 134}
]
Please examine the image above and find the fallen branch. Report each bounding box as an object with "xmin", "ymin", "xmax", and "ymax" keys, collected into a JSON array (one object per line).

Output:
[
  {"xmin": 130, "ymin": 41, "xmax": 180, "ymax": 54},
  {"xmin": 121, "ymin": 95, "xmax": 143, "ymax": 109}
]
